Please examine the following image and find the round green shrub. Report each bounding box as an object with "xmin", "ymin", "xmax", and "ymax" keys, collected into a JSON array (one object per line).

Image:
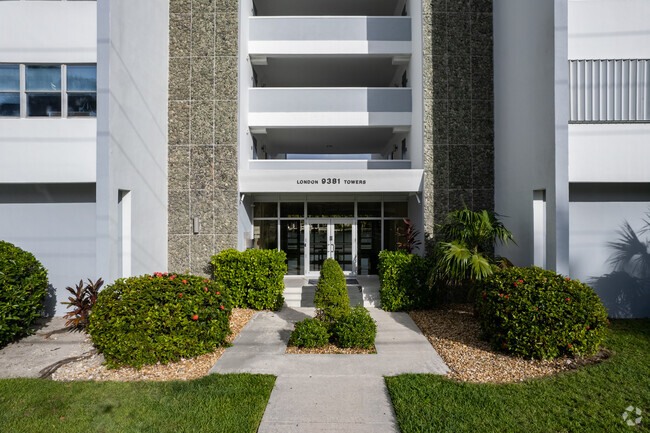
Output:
[
  {"xmin": 314, "ymin": 258, "xmax": 350, "ymax": 323},
  {"xmin": 332, "ymin": 306, "xmax": 377, "ymax": 350},
  {"xmin": 475, "ymin": 267, "xmax": 608, "ymax": 359},
  {"xmin": 288, "ymin": 318, "xmax": 331, "ymax": 348},
  {"xmin": 88, "ymin": 273, "xmax": 232, "ymax": 369},
  {"xmin": 0, "ymin": 241, "xmax": 48, "ymax": 347}
]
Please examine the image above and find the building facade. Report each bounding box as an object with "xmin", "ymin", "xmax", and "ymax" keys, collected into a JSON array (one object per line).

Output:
[{"xmin": 1, "ymin": 0, "xmax": 647, "ymax": 317}]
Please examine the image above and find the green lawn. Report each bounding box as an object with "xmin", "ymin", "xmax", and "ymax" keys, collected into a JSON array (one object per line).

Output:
[
  {"xmin": 386, "ymin": 320, "xmax": 650, "ymax": 433},
  {"xmin": 0, "ymin": 373, "xmax": 275, "ymax": 433}
]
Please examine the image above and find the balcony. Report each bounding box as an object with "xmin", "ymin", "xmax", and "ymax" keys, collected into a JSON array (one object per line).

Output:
[
  {"xmin": 248, "ymin": 88, "xmax": 412, "ymax": 128},
  {"xmin": 249, "ymin": 17, "xmax": 411, "ymax": 58}
]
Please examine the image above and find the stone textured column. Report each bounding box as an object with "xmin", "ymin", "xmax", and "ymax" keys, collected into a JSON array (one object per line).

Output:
[
  {"xmin": 168, "ymin": 0, "xmax": 239, "ymax": 276},
  {"xmin": 429, "ymin": 0, "xmax": 495, "ymax": 240}
]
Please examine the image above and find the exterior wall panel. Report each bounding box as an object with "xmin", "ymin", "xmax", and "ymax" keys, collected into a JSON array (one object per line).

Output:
[{"xmin": 168, "ymin": 0, "xmax": 239, "ymax": 276}]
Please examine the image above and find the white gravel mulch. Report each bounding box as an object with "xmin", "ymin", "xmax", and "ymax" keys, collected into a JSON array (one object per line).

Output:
[
  {"xmin": 409, "ymin": 304, "xmax": 609, "ymax": 384},
  {"xmin": 52, "ymin": 308, "xmax": 255, "ymax": 382}
]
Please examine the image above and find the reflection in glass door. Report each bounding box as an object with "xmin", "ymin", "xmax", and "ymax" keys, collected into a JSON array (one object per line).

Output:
[
  {"xmin": 307, "ymin": 219, "xmax": 355, "ymax": 275},
  {"xmin": 333, "ymin": 222, "xmax": 353, "ymax": 273},
  {"xmin": 309, "ymin": 222, "xmax": 329, "ymax": 273}
]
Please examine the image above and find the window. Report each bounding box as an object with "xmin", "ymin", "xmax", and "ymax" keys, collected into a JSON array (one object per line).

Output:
[
  {"xmin": 0, "ymin": 63, "xmax": 96, "ymax": 118},
  {"xmin": 0, "ymin": 65, "xmax": 20, "ymax": 117},
  {"xmin": 67, "ymin": 65, "xmax": 96, "ymax": 117},
  {"xmin": 26, "ymin": 65, "xmax": 61, "ymax": 117}
]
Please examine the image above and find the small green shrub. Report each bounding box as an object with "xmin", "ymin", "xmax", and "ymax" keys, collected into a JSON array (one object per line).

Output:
[
  {"xmin": 314, "ymin": 258, "xmax": 350, "ymax": 323},
  {"xmin": 378, "ymin": 250, "xmax": 431, "ymax": 311},
  {"xmin": 88, "ymin": 273, "xmax": 232, "ymax": 369},
  {"xmin": 0, "ymin": 241, "xmax": 48, "ymax": 348},
  {"xmin": 475, "ymin": 267, "xmax": 609, "ymax": 359},
  {"xmin": 211, "ymin": 249, "xmax": 286, "ymax": 310},
  {"xmin": 332, "ymin": 306, "xmax": 377, "ymax": 349},
  {"xmin": 288, "ymin": 318, "xmax": 331, "ymax": 348}
]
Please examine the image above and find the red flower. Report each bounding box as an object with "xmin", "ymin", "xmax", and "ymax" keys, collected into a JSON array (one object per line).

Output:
[
  {"xmin": 178, "ymin": 293, "xmax": 183, "ymax": 297},
  {"xmin": 542, "ymin": 278, "xmax": 547, "ymax": 282},
  {"xmin": 482, "ymin": 293, "xmax": 486, "ymax": 297},
  {"xmin": 204, "ymin": 287, "xmax": 208, "ymax": 292},
  {"xmin": 565, "ymin": 298, "xmax": 571, "ymax": 302},
  {"xmin": 164, "ymin": 273, "xmax": 168, "ymax": 276},
  {"xmin": 192, "ymin": 315, "xmax": 198, "ymax": 321},
  {"xmin": 586, "ymin": 326, "xmax": 590, "ymax": 329},
  {"xmin": 499, "ymin": 293, "xmax": 504, "ymax": 297},
  {"xmin": 203, "ymin": 279, "xmax": 208, "ymax": 283},
  {"xmin": 535, "ymin": 307, "xmax": 539, "ymax": 310},
  {"xmin": 505, "ymin": 295, "xmax": 509, "ymax": 299},
  {"xmin": 607, "ymin": 319, "xmax": 610, "ymax": 324},
  {"xmin": 513, "ymin": 282, "xmax": 517, "ymax": 286},
  {"xmin": 216, "ymin": 292, "xmax": 220, "ymax": 296},
  {"xmin": 169, "ymin": 277, "xmax": 173, "ymax": 280},
  {"xmin": 566, "ymin": 277, "xmax": 570, "ymax": 281},
  {"xmin": 182, "ymin": 280, "xmax": 187, "ymax": 284},
  {"xmin": 503, "ymin": 343, "xmax": 507, "ymax": 347},
  {"xmin": 149, "ymin": 277, "xmax": 153, "ymax": 280},
  {"xmin": 518, "ymin": 280, "xmax": 523, "ymax": 283},
  {"xmin": 220, "ymin": 305, "xmax": 224, "ymax": 310},
  {"xmin": 568, "ymin": 344, "xmax": 573, "ymax": 348}
]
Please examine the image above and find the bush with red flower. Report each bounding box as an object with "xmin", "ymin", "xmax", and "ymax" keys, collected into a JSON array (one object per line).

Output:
[
  {"xmin": 475, "ymin": 267, "xmax": 608, "ymax": 359},
  {"xmin": 88, "ymin": 273, "xmax": 232, "ymax": 369}
]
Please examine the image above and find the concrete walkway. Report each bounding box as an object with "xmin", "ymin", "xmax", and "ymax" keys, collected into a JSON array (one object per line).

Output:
[
  {"xmin": 0, "ymin": 317, "xmax": 92, "ymax": 378},
  {"xmin": 209, "ymin": 307, "xmax": 449, "ymax": 432}
]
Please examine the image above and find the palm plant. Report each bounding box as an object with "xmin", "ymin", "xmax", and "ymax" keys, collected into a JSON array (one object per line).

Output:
[
  {"xmin": 434, "ymin": 207, "xmax": 515, "ymax": 285},
  {"xmin": 607, "ymin": 213, "xmax": 650, "ymax": 279}
]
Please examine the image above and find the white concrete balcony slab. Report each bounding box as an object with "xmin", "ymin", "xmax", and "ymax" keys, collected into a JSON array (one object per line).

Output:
[
  {"xmin": 0, "ymin": 1, "xmax": 96, "ymax": 63},
  {"xmin": 248, "ymin": 159, "xmax": 412, "ymax": 170},
  {"xmin": 248, "ymin": 88, "xmax": 412, "ymax": 128},
  {"xmin": 240, "ymin": 168, "xmax": 423, "ymax": 193},
  {"xmin": 249, "ymin": 16, "xmax": 411, "ymax": 58}
]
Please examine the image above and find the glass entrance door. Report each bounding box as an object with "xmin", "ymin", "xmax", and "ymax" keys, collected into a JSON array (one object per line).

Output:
[{"xmin": 306, "ymin": 219, "xmax": 356, "ymax": 275}]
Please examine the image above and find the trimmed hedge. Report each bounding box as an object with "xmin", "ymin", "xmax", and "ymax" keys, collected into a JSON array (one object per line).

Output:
[
  {"xmin": 211, "ymin": 249, "xmax": 286, "ymax": 310},
  {"xmin": 288, "ymin": 318, "xmax": 330, "ymax": 348},
  {"xmin": 314, "ymin": 258, "xmax": 350, "ymax": 323},
  {"xmin": 332, "ymin": 306, "xmax": 377, "ymax": 350},
  {"xmin": 378, "ymin": 250, "xmax": 432, "ymax": 311},
  {"xmin": 0, "ymin": 241, "xmax": 48, "ymax": 348},
  {"xmin": 88, "ymin": 273, "xmax": 232, "ymax": 369},
  {"xmin": 475, "ymin": 267, "xmax": 609, "ymax": 359}
]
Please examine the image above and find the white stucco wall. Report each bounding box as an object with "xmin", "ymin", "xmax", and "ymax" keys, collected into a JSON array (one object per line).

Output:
[
  {"xmin": 0, "ymin": 201, "xmax": 96, "ymax": 317},
  {"xmin": 0, "ymin": 1, "xmax": 96, "ymax": 64},
  {"xmin": 569, "ymin": 123, "xmax": 650, "ymax": 182},
  {"xmin": 96, "ymin": 0, "xmax": 169, "ymax": 283},
  {"xmin": 494, "ymin": 0, "xmax": 570, "ymax": 272},
  {"xmin": 568, "ymin": 0, "xmax": 650, "ymax": 60},
  {"xmin": 570, "ymin": 199, "xmax": 650, "ymax": 318},
  {"xmin": 0, "ymin": 119, "xmax": 96, "ymax": 183}
]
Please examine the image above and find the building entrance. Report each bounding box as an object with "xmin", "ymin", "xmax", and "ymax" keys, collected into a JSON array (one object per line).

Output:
[{"xmin": 306, "ymin": 219, "xmax": 355, "ymax": 275}]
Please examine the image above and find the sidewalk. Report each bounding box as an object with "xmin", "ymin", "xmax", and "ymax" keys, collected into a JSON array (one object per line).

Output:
[{"xmin": 209, "ymin": 307, "xmax": 449, "ymax": 432}]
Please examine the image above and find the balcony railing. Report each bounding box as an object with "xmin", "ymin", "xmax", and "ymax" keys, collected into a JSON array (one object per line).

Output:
[
  {"xmin": 248, "ymin": 159, "xmax": 412, "ymax": 170},
  {"xmin": 249, "ymin": 16, "xmax": 411, "ymax": 56},
  {"xmin": 248, "ymin": 87, "xmax": 412, "ymax": 128}
]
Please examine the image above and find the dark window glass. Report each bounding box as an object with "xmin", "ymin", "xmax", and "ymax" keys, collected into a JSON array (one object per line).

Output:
[
  {"xmin": 384, "ymin": 202, "xmax": 408, "ymax": 218},
  {"xmin": 280, "ymin": 220, "xmax": 304, "ymax": 275},
  {"xmin": 254, "ymin": 202, "xmax": 277, "ymax": 218},
  {"xmin": 358, "ymin": 220, "xmax": 381, "ymax": 274},
  {"xmin": 26, "ymin": 66, "xmax": 60, "ymax": 91},
  {"xmin": 0, "ymin": 65, "xmax": 20, "ymax": 91},
  {"xmin": 254, "ymin": 220, "xmax": 277, "ymax": 250},
  {"xmin": 0, "ymin": 93, "xmax": 19, "ymax": 117},
  {"xmin": 68, "ymin": 93, "xmax": 96, "ymax": 117},
  {"xmin": 358, "ymin": 202, "xmax": 381, "ymax": 217},
  {"xmin": 67, "ymin": 65, "xmax": 96, "ymax": 91},
  {"xmin": 280, "ymin": 202, "xmax": 303, "ymax": 218},
  {"xmin": 383, "ymin": 219, "xmax": 407, "ymax": 251},
  {"xmin": 308, "ymin": 202, "xmax": 354, "ymax": 218},
  {"xmin": 27, "ymin": 94, "xmax": 61, "ymax": 117}
]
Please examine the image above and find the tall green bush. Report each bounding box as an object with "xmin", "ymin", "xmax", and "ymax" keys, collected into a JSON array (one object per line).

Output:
[
  {"xmin": 0, "ymin": 241, "xmax": 48, "ymax": 347},
  {"xmin": 88, "ymin": 273, "xmax": 231, "ymax": 369},
  {"xmin": 211, "ymin": 249, "xmax": 286, "ymax": 310},
  {"xmin": 378, "ymin": 250, "xmax": 431, "ymax": 311},
  {"xmin": 314, "ymin": 258, "xmax": 350, "ymax": 323},
  {"xmin": 475, "ymin": 267, "xmax": 609, "ymax": 359}
]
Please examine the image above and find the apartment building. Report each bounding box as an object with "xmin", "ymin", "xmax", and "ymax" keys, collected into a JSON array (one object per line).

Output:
[{"xmin": 0, "ymin": 0, "xmax": 647, "ymax": 317}]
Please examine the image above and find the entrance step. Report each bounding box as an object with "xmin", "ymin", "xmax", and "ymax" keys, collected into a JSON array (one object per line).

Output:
[{"xmin": 283, "ymin": 275, "xmax": 381, "ymax": 308}]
